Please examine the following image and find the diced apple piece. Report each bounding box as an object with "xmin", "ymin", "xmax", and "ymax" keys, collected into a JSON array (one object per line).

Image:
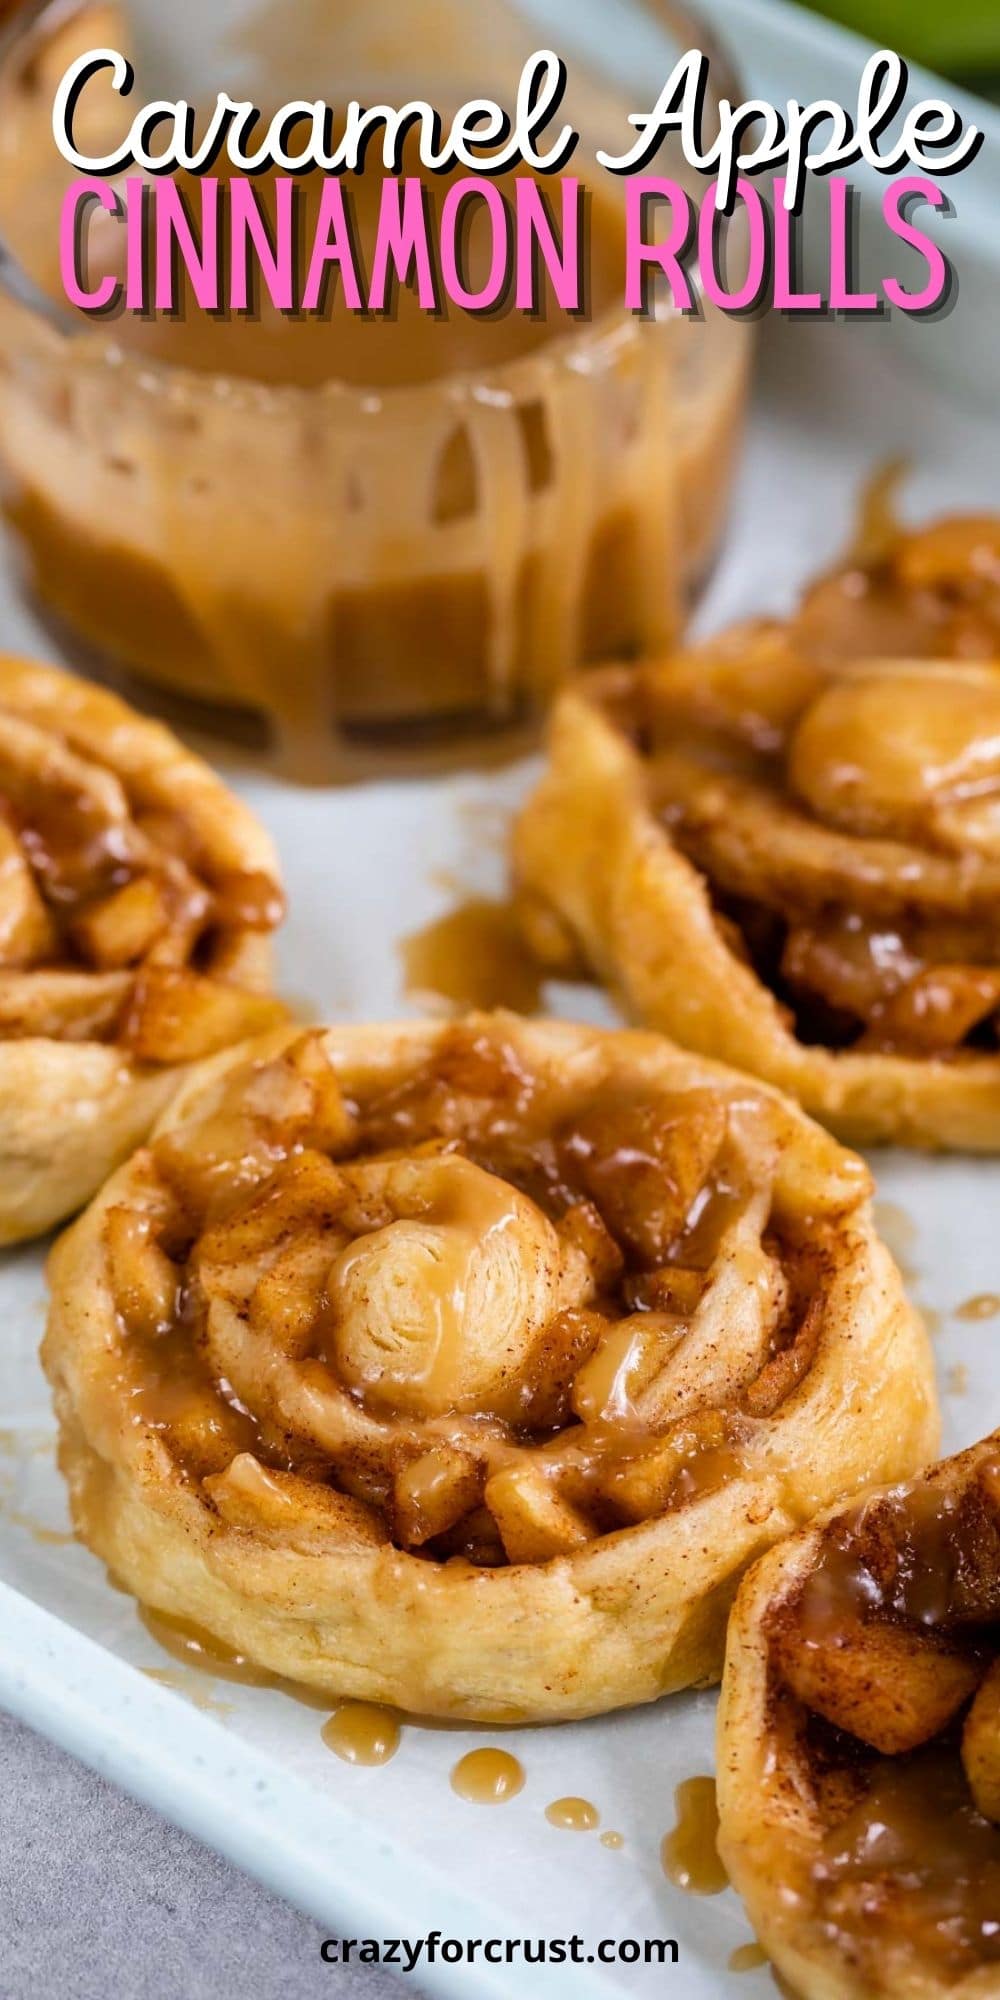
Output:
[
  {"xmin": 209, "ymin": 868, "xmax": 286, "ymax": 932},
  {"xmin": 104, "ymin": 1205, "xmax": 179, "ymax": 1341},
  {"xmin": 70, "ymin": 875, "xmax": 167, "ymax": 970},
  {"xmin": 774, "ymin": 1614, "xmax": 981, "ymax": 1755},
  {"xmin": 241, "ymin": 1033, "xmax": 356, "ymax": 1158},
  {"xmin": 570, "ymin": 1314, "xmax": 678, "ymax": 1426},
  {"xmin": 393, "ymin": 1445, "xmax": 482, "ymax": 1548},
  {"xmin": 626, "ymin": 1264, "xmax": 704, "ymax": 1315},
  {"xmin": 248, "ymin": 1237, "xmax": 333, "ymax": 1357},
  {"xmin": 0, "ymin": 820, "xmax": 57, "ymax": 965},
  {"xmin": 0, "ymin": 968, "xmax": 129, "ymax": 1041},
  {"xmin": 896, "ymin": 516, "xmax": 1000, "ymax": 590},
  {"xmin": 558, "ymin": 1087, "xmax": 726, "ymax": 1266},
  {"xmin": 142, "ymin": 1377, "xmax": 255, "ymax": 1478},
  {"xmin": 519, "ymin": 1307, "xmax": 606, "ymax": 1430},
  {"xmin": 198, "ymin": 1149, "xmax": 347, "ymax": 1269},
  {"xmin": 123, "ymin": 966, "xmax": 287, "ymax": 1064},
  {"xmin": 600, "ymin": 1408, "xmax": 729, "ymax": 1523},
  {"xmin": 861, "ymin": 966, "xmax": 1000, "ymax": 1058},
  {"xmin": 206, "ymin": 1453, "xmax": 387, "ymax": 1548},
  {"xmin": 557, "ymin": 1199, "xmax": 624, "ymax": 1293},
  {"xmin": 485, "ymin": 1463, "xmax": 593, "ymax": 1564},
  {"xmin": 962, "ymin": 1657, "xmax": 1000, "ymax": 1824}
]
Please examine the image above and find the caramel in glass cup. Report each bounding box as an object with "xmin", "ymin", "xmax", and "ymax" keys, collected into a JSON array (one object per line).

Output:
[{"xmin": 0, "ymin": 0, "xmax": 751, "ymax": 778}]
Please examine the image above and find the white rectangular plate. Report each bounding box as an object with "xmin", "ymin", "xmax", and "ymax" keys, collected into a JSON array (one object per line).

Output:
[{"xmin": 2, "ymin": 1, "xmax": 1000, "ymax": 1992}]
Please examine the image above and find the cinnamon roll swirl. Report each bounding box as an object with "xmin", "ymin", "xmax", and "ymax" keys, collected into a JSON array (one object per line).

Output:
[
  {"xmin": 0, "ymin": 655, "xmax": 284, "ymax": 1241},
  {"xmin": 44, "ymin": 1015, "xmax": 936, "ymax": 1721},
  {"xmin": 718, "ymin": 1432, "xmax": 1000, "ymax": 2000},
  {"xmin": 514, "ymin": 513, "xmax": 1000, "ymax": 1148}
]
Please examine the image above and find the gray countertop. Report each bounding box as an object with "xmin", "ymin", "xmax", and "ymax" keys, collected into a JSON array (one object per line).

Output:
[{"xmin": 0, "ymin": 1710, "xmax": 408, "ymax": 2000}]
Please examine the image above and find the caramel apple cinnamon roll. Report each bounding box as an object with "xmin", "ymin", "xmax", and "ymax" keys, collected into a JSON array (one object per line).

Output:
[
  {"xmin": 718, "ymin": 1433, "xmax": 1000, "ymax": 2000},
  {"xmin": 44, "ymin": 1015, "xmax": 936, "ymax": 1722},
  {"xmin": 515, "ymin": 582, "xmax": 1000, "ymax": 1147},
  {"xmin": 0, "ymin": 655, "xmax": 285, "ymax": 1242}
]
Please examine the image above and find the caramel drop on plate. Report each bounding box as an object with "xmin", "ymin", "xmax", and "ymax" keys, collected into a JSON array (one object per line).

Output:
[
  {"xmin": 660, "ymin": 1776, "xmax": 728, "ymax": 1895},
  {"xmin": 322, "ymin": 1702, "xmax": 401, "ymax": 1767},
  {"xmin": 600, "ymin": 1830, "xmax": 624, "ymax": 1850},
  {"xmin": 729, "ymin": 1942, "xmax": 768, "ymax": 1972},
  {"xmin": 545, "ymin": 1796, "xmax": 599, "ymax": 1831},
  {"xmin": 450, "ymin": 1748, "xmax": 525, "ymax": 1804},
  {"xmin": 956, "ymin": 1292, "xmax": 1000, "ymax": 1322},
  {"xmin": 401, "ymin": 898, "xmax": 543, "ymax": 1015}
]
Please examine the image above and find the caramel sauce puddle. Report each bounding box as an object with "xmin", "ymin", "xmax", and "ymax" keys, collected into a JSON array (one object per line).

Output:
[
  {"xmin": 545, "ymin": 1796, "xmax": 600, "ymax": 1832},
  {"xmin": 450, "ymin": 1748, "xmax": 525, "ymax": 1805},
  {"xmin": 322, "ymin": 1703, "xmax": 401, "ymax": 1767},
  {"xmin": 956, "ymin": 1293, "xmax": 1000, "ymax": 1322},
  {"xmin": 660, "ymin": 1777, "xmax": 729, "ymax": 1895},
  {"xmin": 401, "ymin": 898, "xmax": 544, "ymax": 1015}
]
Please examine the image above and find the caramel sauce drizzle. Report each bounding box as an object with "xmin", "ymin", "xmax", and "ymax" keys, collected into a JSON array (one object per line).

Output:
[
  {"xmin": 544, "ymin": 1797, "xmax": 600, "ymax": 1832},
  {"xmin": 138, "ymin": 1607, "xmax": 282, "ymax": 1688},
  {"xmin": 814, "ymin": 1748, "xmax": 1000, "ymax": 1971},
  {"xmin": 401, "ymin": 899, "xmax": 545, "ymax": 1017},
  {"xmin": 956, "ymin": 1293, "xmax": 1000, "ymax": 1322},
  {"xmin": 139, "ymin": 1604, "xmax": 345, "ymax": 1714},
  {"xmin": 450, "ymin": 1749, "xmax": 525, "ymax": 1805},
  {"xmin": 660, "ymin": 1777, "xmax": 728, "ymax": 1896},
  {"xmin": 728, "ymin": 1942, "xmax": 768, "ymax": 1973},
  {"xmin": 322, "ymin": 1703, "xmax": 401, "ymax": 1767}
]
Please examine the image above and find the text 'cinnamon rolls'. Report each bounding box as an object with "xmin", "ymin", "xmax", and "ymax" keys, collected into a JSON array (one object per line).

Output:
[
  {"xmin": 44, "ymin": 1014, "xmax": 936, "ymax": 1721},
  {"xmin": 0, "ymin": 655, "xmax": 285, "ymax": 1242},
  {"xmin": 718, "ymin": 1432, "xmax": 1000, "ymax": 2000},
  {"xmin": 514, "ymin": 512, "xmax": 1000, "ymax": 1149}
]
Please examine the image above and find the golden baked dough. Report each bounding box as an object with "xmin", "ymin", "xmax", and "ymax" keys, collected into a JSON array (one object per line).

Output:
[
  {"xmin": 0, "ymin": 654, "xmax": 285, "ymax": 1242},
  {"xmin": 717, "ymin": 1432, "xmax": 1000, "ymax": 2000},
  {"xmin": 514, "ymin": 514, "xmax": 1000, "ymax": 1149},
  {"xmin": 44, "ymin": 1013, "xmax": 937, "ymax": 1721}
]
